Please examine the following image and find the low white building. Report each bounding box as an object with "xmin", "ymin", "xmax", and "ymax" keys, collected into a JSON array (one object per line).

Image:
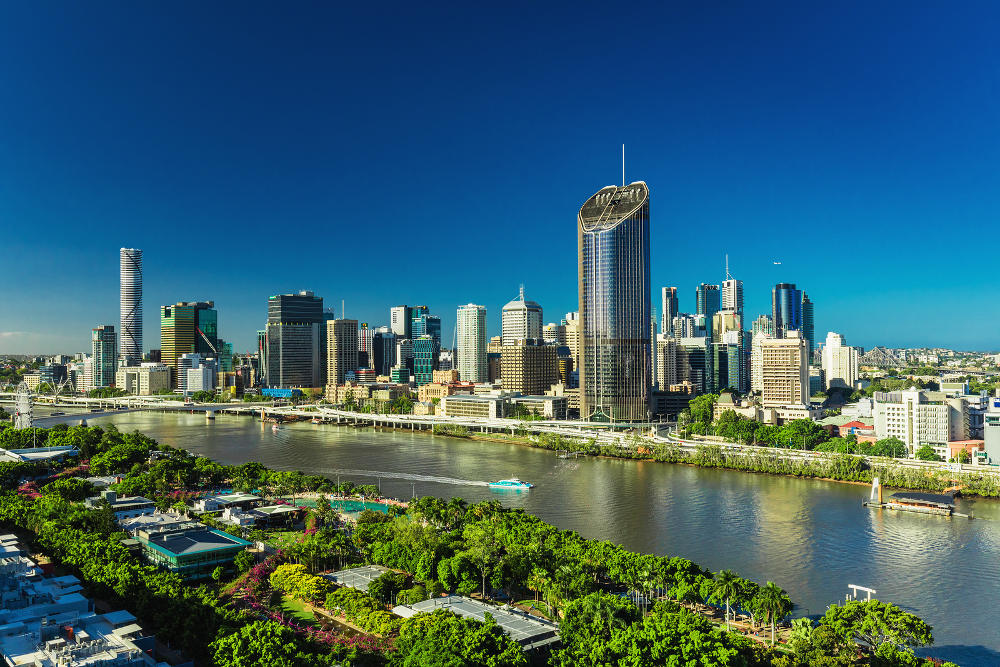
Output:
[{"xmin": 873, "ymin": 389, "xmax": 969, "ymax": 456}]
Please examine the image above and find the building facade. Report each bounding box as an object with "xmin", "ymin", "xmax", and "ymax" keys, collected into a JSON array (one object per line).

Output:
[
  {"xmin": 501, "ymin": 287, "xmax": 543, "ymax": 346},
  {"xmin": 456, "ymin": 304, "xmax": 487, "ymax": 383},
  {"xmin": 578, "ymin": 182, "xmax": 651, "ymax": 421},
  {"xmin": 821, "ymin": 331, "xmax": 859, "ymax": 390},
  {"xmin": 874, "ymin": 389, "xmax": 969, "ymax": 456},
  {"xmin": 759, "ymin": 331, "xmax": 808, "ymax": 408},
  {"xmin": 660, "ymin": 287, "xmax": 678, "ymax": 334},
  {"xmin": 91, "ymin": 325, "xmax": 117, "ymax": 388},
  {"xmin": 265, "ymin": 291, "xmax": 325, "ymax": 388},
  {"xmin": 325, "ymin": 319, "xmax": 359, "ymax": 390},
  {"xmin": 160, "ymin": 301, "xmax": 217, "ymax": 387},
  {"xmin": 119, "ymin": 248, "xmax": 143, "ymax": 366},
  {"xmin": 413, "ymin": 336, "xmax": 436, "ymax": 386},
  {"xmin": 390, "ymin": 305, "xmax": 412, "ymax": 339},
  {"xmin": 116, "ymin": 363, "xmax": 171, "ymax": 395},
  {"xmin": 500, "ymin": 339, "xmax": 558, "ymax": 396}
]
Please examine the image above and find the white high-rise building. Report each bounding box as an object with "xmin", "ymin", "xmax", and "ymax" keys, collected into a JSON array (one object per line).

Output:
[
  {"xmin": 501, "ymin": 287, "xmax": 542, "ymax": 346},
  {"xmin": 759, "ymin": 331, "xmax": 808, "ymax": 408},
  {"xmin": 119, "ymin": 248, "xmax": 143, "ymax": 365},
  {"xmin": 655, "ymin": 333, "xmax": 677, "ymax": 389},
  {"xmin": 456, "ymin": 304, "xmax": 487, "ymax": 383},
  {"xmin": 875, "ymin": 389, "xmax": 969, "ymax": 456},
  {"xmin": 821, "ymin": 332, "xmax": 860, "ymax": 390}
]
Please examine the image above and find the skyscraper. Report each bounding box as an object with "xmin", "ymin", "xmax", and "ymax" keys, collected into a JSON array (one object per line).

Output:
[
  {"xmin": 771, "ymin": 283, "xmax": 803, "ymax": 339},
  {"xmin": 325, "ymin": 319, "xmax": 358, "ymax": 390},
  {"xmin": 801, "ymin": 292, "xmax": 815, "ymax": 359},
  {"xmin": 119, "ymin": 248, "xmax": 142, "ymax": 365},
  {"xmin": 721, "ymin": 278, "xmax": 743, "ymax": 316},
  {"xmin": 412, "ymin": 336, "xmax": 436, "ymax": 386},
  {"xmin": 501, "ymin": 287, "xmax": 542, "ymax": 345},
  {"xmin": 760, "ymin": 331, "xmax": 809, "ymax": 408},
  {"xmin": 160, "ymin": 301, "xmax": 217, "ymax": 387},
  {"xmin": 660, "ymin": 287, "xmax": 678, "ymax": 334},
  {"xmin": 821, "ymin": 332, "xmax": 859, "ymax": 390},
  {"xmin": 578, "ymin": 181, "xmax": 651, "ymax": 421},
  {"xmin": 265, "ymin": 291, "xmax": 325, "ymax": 388},
  {"xmin": 696, "ymin": 283, "xmax": 721, "ymax": 338},
  {"xmin": 91, "ymin": 325, "xmax": 116, "ymax": 388},
  {"xmin": 390, "ymin": 305, "xmax": 412, "ymax": 339},
  {"xmin": 456, "ymin": 304, "xmax": 487, "ymax": 383}
]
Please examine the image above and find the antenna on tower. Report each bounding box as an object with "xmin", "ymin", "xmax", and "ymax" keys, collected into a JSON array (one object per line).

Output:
[
  {"xmin": 725, "ymin": 254, "xmax": 731, "ymax": 280},
  {"xmin": 341, "ymin": 300, "xmax": 345, "ymax": 319},
  {"xmin": 622, "ymin": 144, "xmax": 625, "ymax": 186}
]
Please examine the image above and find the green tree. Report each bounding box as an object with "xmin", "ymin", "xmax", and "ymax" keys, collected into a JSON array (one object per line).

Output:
[
  {"xmin": 211, "ymin": 565, "xmax": 224, "ymax": 582},
  {"xmin": 209, "ymin": 620, "xmax": 341, "ymax": 667},
  {"xmin": 233, "ymin": 549, "xmax": 255, "ymax": 573},
  {"xmin": 756, "ymin": 581, "xmax": 792, "ymax": 645},
  {"xmin": 463, "ymin": 519, "xmax": 504, "ymax": 600},
  {"xmin": 709, "ymin": 569, "xmax": 741, "ymax": 631},
  {"xmin": 915, "ymin": 445, "xmax": 940, "ymax": 462},
  {"xmin": 820, "ymin": 599, "xmax": 933, "ymax": 654},
  {"xmin": 553, "ymin": 591, "xmax": 640, "ymax": 666}
]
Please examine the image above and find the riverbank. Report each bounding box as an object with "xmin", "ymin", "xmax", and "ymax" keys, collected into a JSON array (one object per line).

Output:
[{"xmin": 340, "ymin": 419, "xmax": 1000, "ymax": 499}]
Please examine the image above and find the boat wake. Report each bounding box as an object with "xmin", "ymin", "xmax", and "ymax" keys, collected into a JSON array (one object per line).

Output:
[{"xmin": 317, "ymin": 468, "xmax": 489, "ymax": 487}]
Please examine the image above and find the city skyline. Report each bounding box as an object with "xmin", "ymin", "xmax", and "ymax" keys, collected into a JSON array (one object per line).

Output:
[{"xmin": 4, "ymin": 3, "xmax": 1000, "ymax": 353}]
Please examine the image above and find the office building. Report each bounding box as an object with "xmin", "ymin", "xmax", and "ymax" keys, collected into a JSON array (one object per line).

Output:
[
  {"xmin": 801, "ymin": 292, "xmax": 815, "ymax": 358},
  {"xmin": 177, "ymin": 353, "xmax": 210, "ymax": 393},
  {"xmin": 396, "ymin": 338, "xmax": 414, "ymax": 375},
  {"xmin": 325, "ymin": 319, "xmax": 358, "ymax": 391},
  {"xmin": 265, "ymin": 291, "xmax": 325, "ymax": 388},
  {"xmin": 160, "ymin": 301, "xmax": 217, "ymax": 387},
  {"xmin": 676, "ymin": 337, "xmax": 711, "ymax": 394},
  {"xmin": 821, "ymin": 332, "xmax": 860, "ymax": 390},
  {"xmin": 390, "ymin": 305, "xmax": 412, "ymax": 339},
  {"xmin": 119, "ymin": 248, "xmax": 143, "ymax": 366},
  {"xmin": 875, "ymin": 389, "xmax": 969, "ymax": 456},
  {"xmin": 721, "ymin": 278, "xmax": 743, "ymax": 316},
  {"xmin": 723, "ymin": 329, "xmax": 750, "ymax": 394},
  {"xmin": 456, "ymin": 304, "xmax": 487, "ymax": 383},
  {"xmin": 771, "ymin": 283, "xmax": 802, "ymax": 338},
  {"xmin": 502, "ymin": 287, "xmax": 543, "ymax": 345},
  {"xmin": 660, "ymin": 287, "xmax": 678, "ymax": 334},
  {"xmin": 371, "ymin": 327, "xmax": 397, "ymax": 376},
  {"xmin": 413, "ymin": 336, "xmax": 436, "ymax": 386},
  {"xmin": 759, "ymin": 331, "xmax": 808, "ymax": 408},
  {"xmin": 116, "ymin": 363, "xmax": 171, "ymax": 396},
  {"xmin": 500, "ymin": 339, "xmax": 559, "ymax": 396},
  {"xmin": 578, "ymin": 182, "xmax": 651, "ymax": 421},
  {"xmin": 564, "ymin": 311, "xmax": 581, "ymax": 369},
  {"xmin": 711, "ymin": 311, "xmax": 742, "ymax": 343},
  {"xmin": 91, "ymin": 325, "xmax": 116, "ymax": 388},
  {"xmin": 751, "ymin": 314, "xmax": 775, "ymax": 338},
  {"xmin": 696, "ymin": 283, "xmax": 720, "ymax": 337}
]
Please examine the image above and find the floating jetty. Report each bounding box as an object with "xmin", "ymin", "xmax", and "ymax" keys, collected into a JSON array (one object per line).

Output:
[{"xmin": 863, "ymin": 477, "xmax": 973, "ymax": 519}]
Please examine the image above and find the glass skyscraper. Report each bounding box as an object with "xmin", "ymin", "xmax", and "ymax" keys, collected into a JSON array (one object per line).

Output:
[
  {"xmin": 119, "ymin": 248, "xmax": 142, "ymax": 365},
  {"xmin": 771, "ymin": 283, "xmax": 802, "ymax": 338},
  {"xmin": 578, "ymin": 181, "xmax": 651, "ymax": 422}
]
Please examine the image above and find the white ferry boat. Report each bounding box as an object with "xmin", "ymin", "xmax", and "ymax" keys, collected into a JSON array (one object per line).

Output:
[{"xmin": 488, "ymin": 477, "xmax": 534, "ymax": 490}]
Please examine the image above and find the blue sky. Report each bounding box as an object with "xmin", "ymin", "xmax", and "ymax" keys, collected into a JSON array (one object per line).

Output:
[{"xmin": 2, "ymin": 2, "xmax": 998, "ymax": 355}]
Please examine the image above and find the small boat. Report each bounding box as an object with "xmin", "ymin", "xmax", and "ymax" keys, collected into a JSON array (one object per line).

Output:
[
  {"xmin": 488, "ymin": 477, "xmax": 534, "ymax": 490},
  {"xmin": 271, "ymin": 424, "xmax": 280, "ymax": 432}
]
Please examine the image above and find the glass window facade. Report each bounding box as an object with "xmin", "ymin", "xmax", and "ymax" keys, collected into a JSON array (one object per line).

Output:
[{"xmin": 578, "ymin": 182, "xmax": 651, "ymax": 421}]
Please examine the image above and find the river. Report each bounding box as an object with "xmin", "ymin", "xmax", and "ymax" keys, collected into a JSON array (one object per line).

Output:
[{"xmin": 77, "ymin": 410, "xmax": 998, "ymax": 665}]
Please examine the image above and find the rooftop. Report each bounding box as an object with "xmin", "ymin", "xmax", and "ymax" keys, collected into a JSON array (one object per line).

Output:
[
  {"xmin": 142, "ymin": 528, "xmax": 251, "ymax": 557},
  {"xmin": 392, "ymin": 595, "xmax": 559, "ymax": 650},
  {"xmin": 323, "ymin": 565, "xmax": 390, "ymax": 593}
]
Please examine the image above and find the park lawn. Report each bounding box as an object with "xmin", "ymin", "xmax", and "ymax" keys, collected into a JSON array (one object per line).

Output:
[{"xmin": 280, "ymin": 594, "xmax": 319, "ymax": 625}]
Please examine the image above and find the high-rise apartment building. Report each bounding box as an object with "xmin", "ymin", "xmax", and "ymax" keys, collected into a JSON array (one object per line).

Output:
[
  {"xmin": 821, "ymin": 332, "xmax": 859, "ymax": 390},
  {"xmin": 325, "ymin": 319, "xmax": 358, "ymax": 390},
  {"xmin": 91, "ymin": 325, "xmax": 116, "ymax": 388},
  {"xmin": 655, "ymin": 334, "xmax": 677, "ymax": 390},
  {"xmin": 578, "ymin": 182, "xmax": 651, "ymax": 421},
  {"xmin": 265, "ymin": 291, "xmax": 325, "ymax": 388},
  {"xmin": 711, "ymin": 311, "xmax": 742, "ymax": 343},
  {"xmin": 660, "ymin": 287, "xmax": 678, "ymax": 334},
  {"xmin": 160, "ymin": 302, "xmax": 217, "ymax": 387},
  {"xmin": 759, "ymin": 331, "xmax": 808, "ymax": 408},
  {"xmin": 119, "ymin": 248, "xmax": 143, "ymax": 366},
  {"xmin": 695, "ymin": 283, "xmax": 721, "ymax": 332},
  {"xmin": 390, "ymin": 305, "xmax": 412, "ymax": 339},
  {"xmin": 500, "ymin": 339, "xmax": 558, "ymax": 396},
  {"xmin": 456, "ymin": 304, "xmax": 487, "ymax": 383},
  {"xmin": 501, "ymin": 287, "xmax": 542, "ymax": 346},
  {"xmin": 564, "ymin": 312, "xmax": 581, "ymax": 370}
]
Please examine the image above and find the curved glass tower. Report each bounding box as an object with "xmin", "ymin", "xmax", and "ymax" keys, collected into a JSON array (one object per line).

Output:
[
  {"xmin": 578, "ymin": 182, "xmax": 651, "ymax": 422},
  {"xmin": 119, "ymin": 248, "xmax": 143, "ymax": 365}
]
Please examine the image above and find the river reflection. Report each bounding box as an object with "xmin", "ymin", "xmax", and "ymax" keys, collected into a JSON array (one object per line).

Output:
[{"xmin": 82, "ymin": 410, "xmax": 998, "ymax": 665}]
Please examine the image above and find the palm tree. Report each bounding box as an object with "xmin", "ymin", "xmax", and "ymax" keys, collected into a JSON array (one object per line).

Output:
[
  {"xmin": 756, "ymin": 581, "xmax": 791, "ymax": 645},
  {"xmin": 711, "ymin": 570, "xmax": 741, "ymax": 631}
]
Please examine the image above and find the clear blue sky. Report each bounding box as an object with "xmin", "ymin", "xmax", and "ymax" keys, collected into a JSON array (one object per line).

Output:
[{"xmin": 2, "ymin": 2, "xmax": 998, "ymax": 355}]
